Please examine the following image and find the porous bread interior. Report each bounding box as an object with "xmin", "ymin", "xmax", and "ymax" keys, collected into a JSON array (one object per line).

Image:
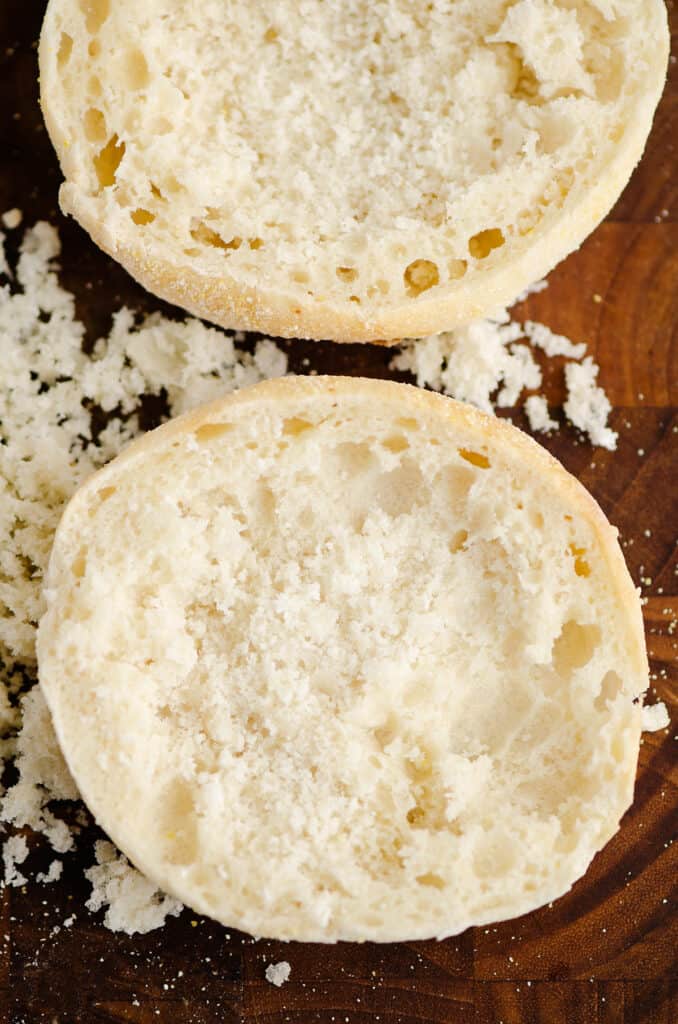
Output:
[
  {"xmin": 38, "ymin": 378, "xmax": 646, "ymax": 942},
  {"xmin": 40, "ymin": 0, "xmax": 668, "ymax": 340}
]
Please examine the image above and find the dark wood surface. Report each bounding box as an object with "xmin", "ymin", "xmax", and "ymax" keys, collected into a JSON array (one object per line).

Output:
[{"xmin": 1, "ymin": 3, "xmax": 676, "ymax": 1022}]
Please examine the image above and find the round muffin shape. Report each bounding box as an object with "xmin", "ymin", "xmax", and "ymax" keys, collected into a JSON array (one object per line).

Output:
[
  {"xmin": 38, "ymin": 377, "xmax": 648, "ymax": 941},
  {"xmin": 40, "ymin": 0, "xmax": 668, "ymax": 341}
]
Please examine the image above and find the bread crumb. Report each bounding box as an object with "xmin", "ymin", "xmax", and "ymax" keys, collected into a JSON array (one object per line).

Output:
[
  {"xmin": 523, "ymin": 320, "xmax": 586, "ymax": 360},
  {"xmin": 265, "ymin": 961, "xmax": 291, "ymax": 987},
  {"xmin": 36, "ymin": 859, "xmax": 63, "ymax": 884},
  {"xmin": 641, "ymin": 702, "xmax": 670, "ymax": 733},
  {"xmin": 2, "ymin": 834, "xmax": 29, "ymax": 887},
  {"xmin": 2, "ymin": 208, "xmax": 22, "ymax": 230},
  {"xmin": 564, "ymin": 358, "xmax": 617, "ymax": 450},
  {"xmin": 85, "ymin": 840, "xmax": 183, "ymax": 935},
  {"xmin": 0, "ymin": 688, "xmax": 78, "ymax": 852},
  {"xmin": 525, "ymin": 395, "xmax": 558, "ymax": 434}
]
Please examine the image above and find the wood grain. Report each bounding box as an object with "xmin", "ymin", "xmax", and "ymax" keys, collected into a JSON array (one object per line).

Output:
[{"xmin": 1, "ymin": 2, "xmax": 676, "ymax": 1022}]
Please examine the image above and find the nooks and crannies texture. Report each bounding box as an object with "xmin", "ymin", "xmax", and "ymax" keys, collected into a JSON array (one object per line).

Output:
[{"xmin": 40, "ymin": 0, "xmax": 668, "ymax": 340}]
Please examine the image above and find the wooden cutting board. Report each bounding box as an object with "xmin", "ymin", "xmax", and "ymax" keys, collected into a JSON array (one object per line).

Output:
[{"xmin": 0, "ymin": 3, "xmax": 675, "ymax": 1022}]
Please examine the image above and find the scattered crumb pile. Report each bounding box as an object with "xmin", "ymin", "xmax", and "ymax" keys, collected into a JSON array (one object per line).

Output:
[
  {"xmin": 2, "ymin": 687, "xmax": 78, "ymax": 853},
  {"xmin": 85, "ymin": 840, "xmax": 183, "ymax": 934},
  {"xmin": 2, "ymin": 833, "xmax": 29, "ymax": 888},
  {"xmin": 641, "ymin": 702, "xmax": 670, "ymax": 733},
  {"xmin": 0, "ymin": 218, "xmax": 287, "ymax": 933},
  {"xmin": 0, "ymin": 217, "xmax": 669, "ymax": 938},
  {"xmin": 265, "ymin": 961, "xmax": 292, "ymax": 988},
  {"xmin": 392, "ymin": 280, "xmax": 618, "ymax": 449}
]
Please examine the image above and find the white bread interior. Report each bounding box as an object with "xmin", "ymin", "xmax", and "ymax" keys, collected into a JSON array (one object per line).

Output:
[{"xmin": 37, "ymin": 377, "xmax": 648, "ymax": 941}]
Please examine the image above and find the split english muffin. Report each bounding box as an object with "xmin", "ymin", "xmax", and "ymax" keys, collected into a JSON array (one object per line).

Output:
[{"xmin": 38, "ymin": 377, "xmax": 648, "ymax": 941}]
